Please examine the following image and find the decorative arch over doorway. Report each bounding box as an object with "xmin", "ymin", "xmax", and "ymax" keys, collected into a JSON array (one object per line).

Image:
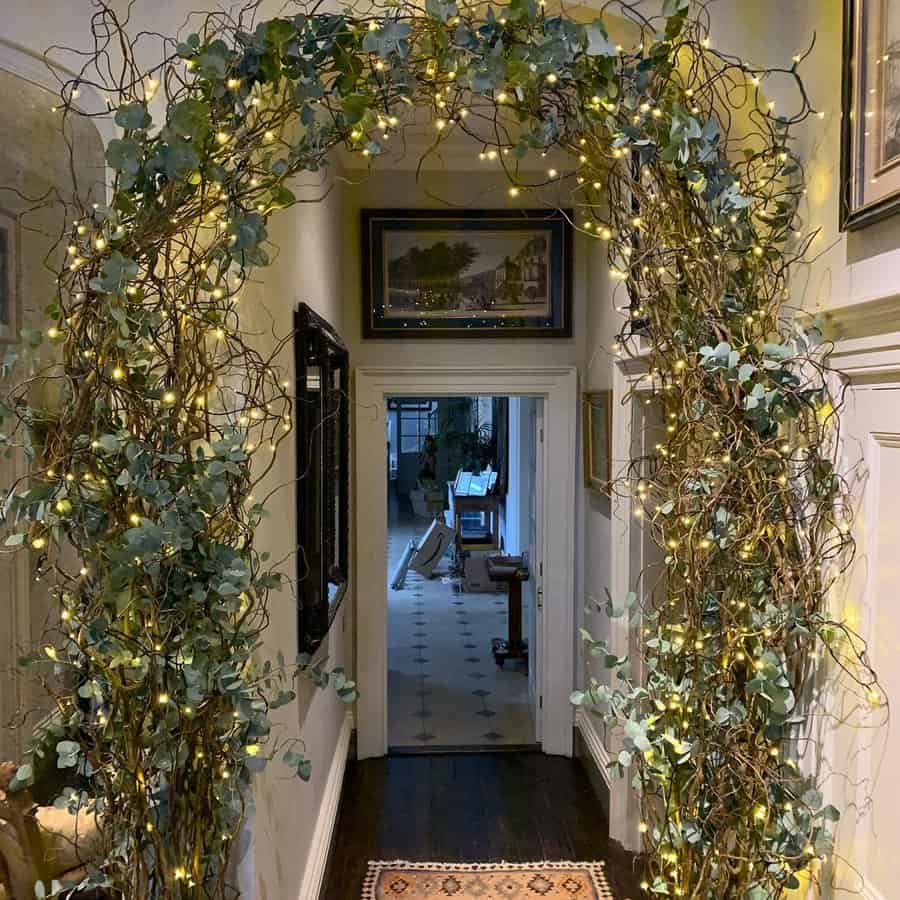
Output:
[{"xmin": 1, "ymin": 2, "xmax": 881, "ymax": 898}]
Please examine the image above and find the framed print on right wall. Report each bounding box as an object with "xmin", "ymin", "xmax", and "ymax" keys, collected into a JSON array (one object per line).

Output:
[
  {"xmin": 583, "ymin": 390, "xmax": 612, "ymax": 495},
  {"xmin": 841, "ymin": 0, "xmax": 900, "ymax": 229}
]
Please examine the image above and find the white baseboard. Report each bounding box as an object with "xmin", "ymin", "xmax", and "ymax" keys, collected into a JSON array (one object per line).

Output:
[
  {"xmin": 574, "ymin": 707, "xmax": 611, "ymax": 790},
  {"xmin": 298, "ymin": 711, "xmax": 354, "ymax": 900}
]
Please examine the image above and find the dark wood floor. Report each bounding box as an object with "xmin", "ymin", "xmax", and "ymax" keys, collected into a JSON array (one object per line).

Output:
[{"xmin": 322, "ymin": 751, "xmax": 643, "ymax": 899}]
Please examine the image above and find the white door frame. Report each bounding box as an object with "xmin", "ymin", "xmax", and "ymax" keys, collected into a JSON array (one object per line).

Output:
[
  {"xmin": 354, "ymin": 365, "xmax": 578, "ymax": 759},
  {"xmin": 607, "ymin": 352, "xmax": 654, "ymax": 851},
  {"xmin": 528, "ymin": 400, "xmax": 544, "ymax": 743}
]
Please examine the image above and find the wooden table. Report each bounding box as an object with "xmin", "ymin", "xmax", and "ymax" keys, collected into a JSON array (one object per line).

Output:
[{"xmin": 447, "ymin": 481, "xmax": 503, "ymax": 552}]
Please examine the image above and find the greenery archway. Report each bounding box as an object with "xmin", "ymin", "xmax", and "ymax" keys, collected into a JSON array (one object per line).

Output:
[{"xmin": 0, "ymin": 0, "xmax": 883, "ymax": 897}]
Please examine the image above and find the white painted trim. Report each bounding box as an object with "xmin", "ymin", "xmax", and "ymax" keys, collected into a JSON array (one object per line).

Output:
[
  {"xmin": 574, "ymin": 707, "xmax": 611, "ymax": 790},
  {"xmin": 830, "ymin": 338, "xmax": 900, "ymax": 384},
  {"xmin": 297, "ymin": 711, "xmax": 354, "ymax": 900},
  {"xmin": 813, "ymin": 320, "xmax": 900, "ymax": 900},
  {"xmin": 844, "ymin": 247, "xmax": 900, "ymax": 314},
  {"xmin": 812, "ymin": 295, "xmax": 900, "ymax": 384},
  {"xmin": 354, "ymin": 365, "xmax": 578, "ymax": 759}
]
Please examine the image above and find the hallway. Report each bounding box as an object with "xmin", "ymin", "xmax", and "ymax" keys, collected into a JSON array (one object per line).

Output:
[{"xmin": 322, "ymin": 752, "xmax": 641, "ymax": 899}]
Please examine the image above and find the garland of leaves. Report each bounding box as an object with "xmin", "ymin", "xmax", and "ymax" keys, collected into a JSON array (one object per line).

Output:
[{"xmin": 0, "ymin": 0, "xmax": 884, "ymax": 897}]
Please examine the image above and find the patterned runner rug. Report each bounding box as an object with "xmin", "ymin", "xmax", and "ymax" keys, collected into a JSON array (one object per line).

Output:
[{"xmin": 363, "ymin": 861, "xmax": 617, "ymax": 899}]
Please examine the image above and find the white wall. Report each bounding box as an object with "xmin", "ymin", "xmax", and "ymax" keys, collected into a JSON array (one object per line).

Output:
[
  {"xmin": 341, "ymin": 164, "xmax": 619, "ymax": 732},
  {"xmin": 236, "ymin": 173, "xmax": 351, "ymax": 900},
  {"xmin": 788, "ymin": 4, "xmax": 900, "ymax": 898},
  {"xmin": 581, "ymin": 218, "xmax": 619, "ymax": 694},
  {"xmin": 505, "ymin": 398, "xmax": 524, "ymax": 556},
  {"xmin": 504, "ymin": 395, "xmax": 537, "ymax": 556},
  {"xmin": 340, "ymin": 169, "xmax": 592, "ymax": 370}
]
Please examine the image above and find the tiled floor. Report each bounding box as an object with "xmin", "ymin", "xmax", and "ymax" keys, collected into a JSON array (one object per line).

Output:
[{"xmin": 388, "ymin": 508, "xmax": 535, "ymax": 749}]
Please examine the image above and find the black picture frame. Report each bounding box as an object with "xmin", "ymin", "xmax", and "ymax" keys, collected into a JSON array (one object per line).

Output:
[
  {"xmin": 840, "ymin": 0, "xmax": 900, "ymax": 230},
  {"xmin": 361, "ymin": 208, "xmax": 573, "ymax": 338},
  {"xmin": 294, "ymin": 303, "xmax": 350, "ymax": 655}
]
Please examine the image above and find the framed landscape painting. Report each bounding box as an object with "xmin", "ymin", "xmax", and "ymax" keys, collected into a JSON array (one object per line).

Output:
[
  {"xmin": 361, "ymin": 209, "xmax": 572, "ymax": 338},
  {"xmin": 841, "ymin": 0, "xmax": 900, "ymax": 229}
]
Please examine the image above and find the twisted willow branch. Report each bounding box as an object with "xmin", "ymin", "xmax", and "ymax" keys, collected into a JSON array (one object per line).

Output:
[{"xmin": 0, "ymin": 0, "xmax": 883, "ymax": 897}]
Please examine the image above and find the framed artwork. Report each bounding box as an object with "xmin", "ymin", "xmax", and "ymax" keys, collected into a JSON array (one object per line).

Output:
[
  {"xmin": 841, "ymin": 0, "xmax": 900, "ymax": 229},
  {"xmin": 583, "ymin": 390, "xmax": 612, "ymax": 494},
  {"xmin": 294, "ymin": 303, "xmax": 350, "ymax": 654},
  {"xmin": 361, "ymin": 208, "xmax": 572, "ymax": 338},
  {"xmin": 0, "ymin": 209, "xmax": 20, "ymax": 342}
]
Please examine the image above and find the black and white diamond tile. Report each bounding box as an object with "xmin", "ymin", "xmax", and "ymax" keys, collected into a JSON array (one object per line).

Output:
[{"xmin": 387, "ymin": 514, "xmax": 534, "ymax": 748}]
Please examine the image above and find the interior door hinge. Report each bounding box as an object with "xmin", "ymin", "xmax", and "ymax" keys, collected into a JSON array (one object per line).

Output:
[
  {"xmin": 539, "ymin": 427, "xmax": 544, "ymax": 443},
  {"xmin": 539, "ymin": 695, "xmax": 543, "ymax": 709}
]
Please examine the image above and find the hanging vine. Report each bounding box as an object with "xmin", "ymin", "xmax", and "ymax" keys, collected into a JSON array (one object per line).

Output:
[{"xmin": 0, "ymin": 0, "xmax": 884, "ymax": 897}]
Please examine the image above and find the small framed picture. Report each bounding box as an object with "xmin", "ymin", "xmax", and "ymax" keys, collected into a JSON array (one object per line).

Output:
[
  {"xmin": 841, "ymin": 0, "xmax": 900, "ymax": 228},
  {"xmin": 361, "ymin": 208, "xmax": 572, "ymax": 338},
  {"xmin": 583, "ymin": 390, "xmax": 612, "ymax": 494},
  {"xmin": 0, "ymin": 209, "xmax": 19, "ymax": 342}
]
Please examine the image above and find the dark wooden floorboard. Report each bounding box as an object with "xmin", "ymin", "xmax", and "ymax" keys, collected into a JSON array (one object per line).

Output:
[{"xmin": 321, "ymin": 751, "xmax": 642, "ymax": 899}]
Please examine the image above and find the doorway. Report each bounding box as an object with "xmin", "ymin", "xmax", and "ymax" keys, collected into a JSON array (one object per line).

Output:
[
  {"xmin": 354, "ymin": 366, "xmax": 577, "ymax": 759},
  {"xmin": 385, "ymin": 395, "xmax": 542, "ymax": 750}
]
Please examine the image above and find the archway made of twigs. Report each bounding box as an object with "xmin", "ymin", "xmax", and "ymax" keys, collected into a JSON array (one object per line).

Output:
[{"xmin": 0, "ymin": 2, "xmax": 884, "ymax": 898}]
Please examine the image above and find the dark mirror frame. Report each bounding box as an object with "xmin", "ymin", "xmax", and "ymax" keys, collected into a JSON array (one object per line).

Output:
[{"xmin": 294, "ymin": 303, "xmax": 349, "ymax": 654}]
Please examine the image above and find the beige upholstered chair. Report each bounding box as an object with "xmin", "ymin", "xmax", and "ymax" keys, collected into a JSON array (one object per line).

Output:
[{"xmin": 0, "ymin": 762, "xmax": 99, "ymax": 899}]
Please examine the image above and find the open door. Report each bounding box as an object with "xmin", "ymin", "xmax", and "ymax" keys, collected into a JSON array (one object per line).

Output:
[{"xmin": 524, "ymin": 399, "xmax": 544, "ymax": 743}]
